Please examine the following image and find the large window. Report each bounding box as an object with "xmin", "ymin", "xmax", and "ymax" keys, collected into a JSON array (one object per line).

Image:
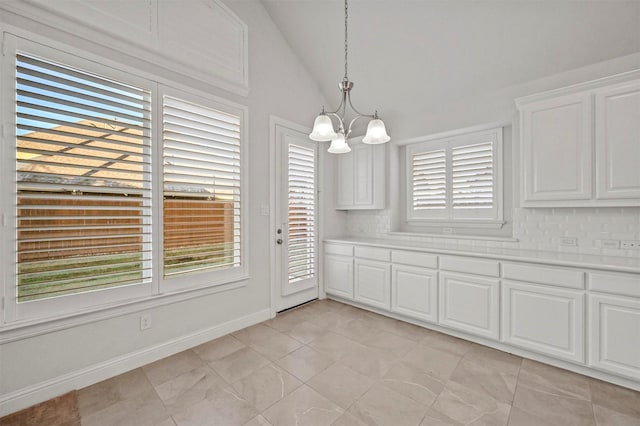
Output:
[
  {"xmin": 2, "ymin": 35, "xmax": 247, "ymax": 323},
  {"xmin": 406, "ymin": 127, "xmax": 503, "ymax": 225}
]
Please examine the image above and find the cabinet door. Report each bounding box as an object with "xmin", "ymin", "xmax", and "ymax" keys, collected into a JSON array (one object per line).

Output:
[
  {"xmin": 324, "ymin": 255, "xmax": 353, "ymax": 300},
  {"xmin": 354, "ymin": 259, "xmax": 391, "ymax": 310},
  {"xmin": 521, "ymin": 93, "xmax": 593, "ymax": 203},
  {"xmin": 353, "ymin": 143, "xmax": 373, "ymax": 206},
  {"xmin": 391, "ymin": 265, "xmax": 437, "ymax": 323},
  {"xmin": 595, "ymin": 80, "xmax": 640, "ymax": 200},
  {"xmin": 336, "ymin": 152, "xmax": 354, "ymax": 208},
  {"xmin": 589, "ymin": 293, "xmax": 640, "ymax": 380},
  {"xmin": 438, "ymin": 272, "xmax": 500, "ymax": 340},
  {"xmin": 502, "ymin": 281, "xmax": 585, "ymax": 363}
]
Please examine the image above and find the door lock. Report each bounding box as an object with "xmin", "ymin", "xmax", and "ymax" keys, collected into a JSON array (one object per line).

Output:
[{"xmin": 276, "ymin": 238, "xmax": 283, "ymax": 245}]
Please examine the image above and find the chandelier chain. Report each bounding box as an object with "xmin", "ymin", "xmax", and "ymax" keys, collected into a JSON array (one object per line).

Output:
[{"xmin": 344, "ymin": 0, "xmax": 348, "ymax": 80}]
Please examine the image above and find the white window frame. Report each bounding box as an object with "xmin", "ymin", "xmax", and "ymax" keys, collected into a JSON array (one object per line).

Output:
[
  {"xmin": 0, "ymin": 31, "xmax": 248, "ymax": 325},
  {"xmin": 406, "ymin": 126, "xmax": 504, "ymax": 228}
]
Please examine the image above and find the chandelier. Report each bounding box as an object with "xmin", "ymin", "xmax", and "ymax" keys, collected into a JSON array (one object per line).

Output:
[{"xmin": 309, "ymin": 0, "xmax": 390, "ymax": 153}]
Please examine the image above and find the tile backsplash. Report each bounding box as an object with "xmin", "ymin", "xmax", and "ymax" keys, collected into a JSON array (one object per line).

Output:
[{"xmin": 346, "ymin": 207, "xmax": 640, "ymax": 258}]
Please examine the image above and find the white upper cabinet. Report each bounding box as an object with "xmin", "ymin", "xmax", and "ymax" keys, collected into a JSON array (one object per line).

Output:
[
  {"xmin": 516, "ymin": 71, "xmax": 640, "ymax": 207},
  {"xmin": 336, "ymin": 140, "xmax": 385, "ymax": 210},
  {"xmin": 595, "ymin": 80, "xmax": 640, "ymax": 200},
  {"xmin": 520, "ymin": 93, "xmax": 593, "ymax": 202}
]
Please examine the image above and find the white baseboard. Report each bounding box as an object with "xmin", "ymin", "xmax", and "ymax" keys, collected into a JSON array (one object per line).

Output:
[{"xmin": 0, "ymin": 308, "xmax": 271, "ymax": 417}]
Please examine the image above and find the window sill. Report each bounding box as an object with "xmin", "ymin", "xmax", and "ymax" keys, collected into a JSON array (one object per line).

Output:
[
  {"xmin": 388, "ymin": 231, "xmax": 518, "ymax": 243},
  {"xmin": 405, "ymin": 219, "xmax": 506, "ymax": 229},
  {"xmin": 0, "ymin": 275, "xmax": 250, "ymax": 344}
]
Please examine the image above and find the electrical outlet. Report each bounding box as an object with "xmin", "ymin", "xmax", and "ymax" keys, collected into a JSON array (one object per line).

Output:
[
  {"xmin": 140, "ymin": 314, "xmax": 152, "ymax": 330},
  {"xmin": 621, "ymin": 240, "xmax": 640, "ymax": 250},
  {"xmin": 560, "ymin": 237, "xmax": 577, "ymax": 247},
  {"xmin": 600, "ymin": 239, "xmax": 620, "ymax": 249}
]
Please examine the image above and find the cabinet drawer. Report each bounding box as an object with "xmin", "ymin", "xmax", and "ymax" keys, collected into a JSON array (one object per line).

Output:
[
  {"xmin": 324, "ymin": 243, "xmax": 353, "ymax": 256},
  {"xmin": 440, "ymin": 256, "xmax": 500, "ymax": 277},
  {"xmin": 355, "ymin": 246, "xmax": 391, "ymax": 262},
  {"xmin": 589, "ymin": 272, "xmax": 640, "ymax": 298},
  {"xmin": 391, "ymin": 250, "xmax": 437, "ymax": 269},
  {"xmin": 503, "ymin": 262, "xmax": 584, "ymax": 289}
]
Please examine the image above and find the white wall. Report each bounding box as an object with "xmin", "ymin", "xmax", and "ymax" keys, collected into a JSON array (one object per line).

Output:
[
  {"xmin": 0, "ymin": 0, "xmax": 340, "ymax": 415},
  {"xmin": 345, "ymin": 52, "xmax": 640, "ymax": 258}
]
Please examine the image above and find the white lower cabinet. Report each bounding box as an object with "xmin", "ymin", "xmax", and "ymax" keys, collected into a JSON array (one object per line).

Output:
[
  {"xmin": 502, "ymin": 280, "xmax": 585, "ymax": 363},
  {"xmin": 438, "ymin": 271, "xmax": 500, "ymax": 340},
  {"xmin": 391, "ymin": 264, "xmax": 437, "ymax": 323},
  {"xmin": 354, "ymin": 259, "xmax": 391, "ymax": 310},
  {"xmin": 589, "ymin": 293, "xmax": 640, "ymax": 380},
  {"xmin": 324, "ymin": 255, "xmax": 354, "ymax": 300}
]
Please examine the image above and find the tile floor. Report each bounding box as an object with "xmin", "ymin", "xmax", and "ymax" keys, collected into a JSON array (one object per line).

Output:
[{"xmin": 78, "ymin": 299, "xmax": 640, "ymax": 426}]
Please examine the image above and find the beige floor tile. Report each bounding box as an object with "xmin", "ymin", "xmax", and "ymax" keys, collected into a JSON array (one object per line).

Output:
[
  {"xmin": 463, "ymin": 345, "xmax": 522, "ymax": 376},
  {"xmin": 420, "ymin": 330, "xmax": 475, "ymax": 356},
  {"xmin": 308, "ymin": 331, "xmax": 363, "ymax": 360},
  {"xmin": 306, "ymin": 311, "xmax": 354, "ymax": 331},
  {"xmin": 338, "ymin": 343, "xmax": 398, "ymax": 378},
  {"xmin": 153, "ymin": 365, "xmax": 227, "ymax": 412},
  {"xmin": 512, "ymin": 384, "xmax": 596, "ymax": 426},
  {"xmin": 431, "ymin": 380, "xmax": 511, "ymax": 426},
  {"xmin": 232, "ymin": 364, "xmax": 302, "ymax": 411},
  {"xmin": 171, "ymin": 386, "xmax": 257, "ymax": 426},
  {"xmin": 265, "ymin": 309, "xmax": 311, "ymax": 333},
  {"xmin": 287, "ymin": 320, "xmax": 325, "ymax": 344},
  {"xmin": 232, "ymin": 323, "xmax": 278, "ymax": 346},
  {"xmin": 142, "ymin": 350, "xmax": 204, "ymax": 387},
  {"xmin": 361, "ymin": 329, "xmax": 418, "ymax": 358},
  {"xmin": 518, "ymin": 359, "xmax": 591, "ymax": 401},
  {"xmin": 507, "ymin": 406, "xmax": 558, "ymax": 426},
  {"xmin": 155, "ymin": 418, "xmax": 177, "ymax": 426},
  {"xmin": 331, "ymin": 411, "xmax": 370, "ymax": 426},
  {"xmin": 209, "ymin": 346, "xmax": 270, "ymax": 383},
  {"xmin": 262, "ymin": 385, "xmax": 344, "ymax": 426},
  {"xmin": 347, "ymin": 382, "xmax": 429, "ymax": 426},
  {"xmin": 449, "ymin": 358, "xmax": 518, "ymax": 403},
  {"xmin": 402, "ymin": 345, "xmax": 461, "ymax": 381},
  {"xmin": 590, "ymin": 378, "xmax": 640, "ymax": 419},
  {"xmin": 307, "ymin": 363, "xmax": 374, "ymax": 408},
  {"xmin": 376, "ymin": 318, "xmax": 432, "ymax": 342},
  {"xmin": 381, "ymin": 362, "xmax": 445, "ymax": 406},
  {"xmin": 419, "ymin": 408, "xmax": 460, "ymax": 426},
  {"xmin": 78, "ymin": 368, "xmax": 154, "ymax": 416},
  {"xmin": 593, "ymin": 404, "xmax": 640, "ymax": 426},
  {"xmin": 250, "ymin": 331, "xmax": 303, "ymax": 361},
  {"xmin": 243, "ymin": 414, "xmax": 273, "ymax": 426},
  {"xmin": 275, "ymin": 345, "xmax": 334, "ymax": 382},
  {"xmin": 335, "ymin": 303, "xmax": 371, "ymax": 321},
  {"xmin": 333, "ymin": 318, "xmax": 380, "ymax": 343},
  {"xmin": 192, "ymin": 334, "xmax": 246, "ymax": 363},
  {"xmin": 81, "ymin": 388, "xmax": 169, "ymax": 426}
]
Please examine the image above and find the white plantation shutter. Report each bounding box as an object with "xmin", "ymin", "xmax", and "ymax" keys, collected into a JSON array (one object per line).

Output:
[
  {"xmin": 15, "ymin": 53, "xmax": 152, "ymax": 302},
  {"xmin": 407, "ymin": 128, "xmax": 501, "ymax": 222},
  {"xmin": 412, "ymin": 150, "xmax": 446, "ymax": 211},
  {"xmin": 452, "ymin": 142, "xmax": 494, "ymax": 209},
  {"xmin": 287, "ymin": 144, "xmax": 316, "ymax": 283},
  {"xmin": 162, "ymin": 96, "xmax": 241, "ymax": 277}
]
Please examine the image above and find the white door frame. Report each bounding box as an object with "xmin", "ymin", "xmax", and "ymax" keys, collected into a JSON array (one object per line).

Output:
[{"xmin": 269, "ymin": 116, "xmax": 324, "ymax": 317}]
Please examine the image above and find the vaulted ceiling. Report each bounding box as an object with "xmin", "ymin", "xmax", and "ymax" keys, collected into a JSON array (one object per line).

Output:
[{"xmin": 262, "ymin": 0, "xmax": 640, "ymax": 139}]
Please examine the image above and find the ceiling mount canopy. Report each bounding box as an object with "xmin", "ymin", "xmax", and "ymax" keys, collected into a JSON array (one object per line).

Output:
[{"xmin": 309, "ymin": 0, "xmax": 390, "ymax": 153}]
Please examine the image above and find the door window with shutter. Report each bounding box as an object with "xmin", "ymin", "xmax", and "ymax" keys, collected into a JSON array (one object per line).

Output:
[{"xmin": 406, "ymin": 127, "xmax": 503, "ymax": 223}]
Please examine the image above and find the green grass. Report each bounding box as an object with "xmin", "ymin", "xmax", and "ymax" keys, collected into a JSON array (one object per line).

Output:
[{"xmin": 17, "ymin": 243, "xmax": 237, "ymax": 302}]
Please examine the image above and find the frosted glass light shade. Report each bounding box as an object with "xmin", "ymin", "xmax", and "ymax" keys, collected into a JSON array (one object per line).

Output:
[
  {"xmin": 362, "ymin": 118, "xmax": 390, "ymax": 144},
  {"xmin": 309, "ymin": 114, "xmax": 337, "ymax": 141},
  {"xmin": 327, "ymin": 134, "xmax": 351, "ymax": 154}
]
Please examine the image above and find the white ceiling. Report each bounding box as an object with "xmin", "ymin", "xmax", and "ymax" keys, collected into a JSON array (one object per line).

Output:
[{"xmin": 261, "ymin": 0, "xmax": 640, "ymax": 138}]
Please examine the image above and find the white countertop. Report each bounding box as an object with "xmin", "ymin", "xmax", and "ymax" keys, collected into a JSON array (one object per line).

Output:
[{"xmin": 325, "ymin": 237, "xmax": 640, "ymax": 274}]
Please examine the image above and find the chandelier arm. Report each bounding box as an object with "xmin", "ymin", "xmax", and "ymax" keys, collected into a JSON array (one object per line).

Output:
[
  {"xmin": 346, "ymin": 114, "xmax": 369, "ymax": 137},
  {"xmin": 346, "ymin": 90, "xmax": 376, "ymax": 119},
  {"xmin": 326, "ymin": 112, "xmax": 345, "ymax": 132}
]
